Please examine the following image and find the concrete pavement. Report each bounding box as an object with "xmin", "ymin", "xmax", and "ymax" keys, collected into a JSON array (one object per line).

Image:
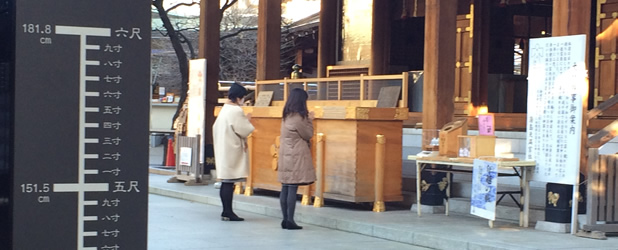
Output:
[
  {"xmin": 148, "ymin": 173, "xmax": 618, "ymax": 250},
  {"xmin": 148, "ymin": 194, "xmax": 432, "ymax": 250},
  {"xmin": 148, "ymin": 145, "xmax": 618, "ymax": 250}
]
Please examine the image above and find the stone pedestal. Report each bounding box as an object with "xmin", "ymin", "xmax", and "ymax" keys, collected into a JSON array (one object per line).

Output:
[
  {"xmin": 535, "ymin": 221, "xmax": 570, "ymax": 233},
  {"xmin": 535, "ymin": 215, "xmax": 586, "ymax": 233}
]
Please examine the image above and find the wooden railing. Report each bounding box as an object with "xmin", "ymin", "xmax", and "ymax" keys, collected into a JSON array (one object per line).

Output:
[{"xmin": 255, "ymin": 72, "xmax": 410, "ymax": 107}]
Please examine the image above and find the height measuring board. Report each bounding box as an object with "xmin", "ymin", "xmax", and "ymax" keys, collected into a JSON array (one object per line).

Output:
[{"xmin": 11, "ymin": 1, "xmax": 150, "ymax": 249}]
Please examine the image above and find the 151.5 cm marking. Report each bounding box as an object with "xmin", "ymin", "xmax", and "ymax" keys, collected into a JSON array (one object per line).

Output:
[{"xmin": 20, "ymin": 183, "xmax": 51, "ymax": 193}]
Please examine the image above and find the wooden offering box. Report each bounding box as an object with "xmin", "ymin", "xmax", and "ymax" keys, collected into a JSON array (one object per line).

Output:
[
  {"xmin": 457, "ymin": 135, "xmax": 496, "ymax": 158},
  {"xmin": 216, "ymin": 105, "xmax": 406, "ymax": 203},
  {"xmin": 314, "ymin": 106, "xmax": 405, "ymax": 202},
  {"xmin": 216, "ymin": 73, "xmax": 413, "ymax": 204},
  {"xmin": 439, "ymin": 119, "xmax": 468, "ymax": 157}
]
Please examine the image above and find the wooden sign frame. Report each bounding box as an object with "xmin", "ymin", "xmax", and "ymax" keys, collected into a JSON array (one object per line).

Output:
[{"xmin": 254, "ymin": 91, "xmax": 274, "ymax": 107}]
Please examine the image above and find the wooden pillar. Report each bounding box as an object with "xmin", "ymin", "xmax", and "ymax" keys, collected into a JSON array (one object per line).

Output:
[
  {"xmin": 471, "ymin": 0, "xmax": 490, "ymax": 107},
  {"xmin": 257, "ymin": 0, "xmax": 281, "ymax": 80},
  {"xmin": 317, "ymin": 0, "xmax": 338, "ymax": 78},
  {"xmin": 552, "ymin": 0, "xmax": 592, "ymax": 175},
  {"xmin": 552, "ymin": 1, "xmax": 592, "ymax": 39},
  {"xmin": 422, "ymin": 0, "xmax": 457, "ymax": 130},
  {"xmin": 198, "ymin": 0, "xmax": 221, "ymax": 146},
  {"xmin": 370, "ymin": 0, "xmax": 391, "ymax": 76}
]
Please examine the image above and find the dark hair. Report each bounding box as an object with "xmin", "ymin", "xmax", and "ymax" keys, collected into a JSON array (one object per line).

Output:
[
  {"xmin": 228, "ymin": 82, "xmax": 247, "ymax": 101},
  {"xmin": 283, "ymin": 88, "xmax": 309, "ymax": 120}
]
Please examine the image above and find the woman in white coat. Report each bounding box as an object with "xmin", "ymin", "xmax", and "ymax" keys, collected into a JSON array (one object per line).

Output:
[{"xmin": 212, "ymin": 83, "xmax": 254, "ymax": 221}]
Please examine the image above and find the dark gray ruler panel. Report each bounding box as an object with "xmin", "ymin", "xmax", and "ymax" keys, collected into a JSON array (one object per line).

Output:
[{"xmin": 11, "ymin": 1, "xmax": 150, "ymax": 249}]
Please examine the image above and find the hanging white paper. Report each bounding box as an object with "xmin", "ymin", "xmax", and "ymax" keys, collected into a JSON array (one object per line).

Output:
[{"xmin": 470, "ymin": 159, "xmax": 498, "ymax": 220}]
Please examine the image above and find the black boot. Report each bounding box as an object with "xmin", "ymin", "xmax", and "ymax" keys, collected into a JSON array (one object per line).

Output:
[
  {"xmin": 221, "ymin": 212, "xmax": 244, "ymax": 221},
  {"xmin": 280, "ymin": 184, "xmax": 289, "ymax": 229},
  {"xmin": 286, "ymin": 221, "xmax": 303, "ymax": 230},
  {"xmin": 286, "ymin": 185, "xmax": 302, "ymax": 230},
  {"xmin": 220, "ymin": 182, "xmax": 244, "ymax": 221}
]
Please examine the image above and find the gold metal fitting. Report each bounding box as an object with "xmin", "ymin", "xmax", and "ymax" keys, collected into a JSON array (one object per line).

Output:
[
  {"xmin": 373, "ymin": 201, "xmax": 386, "ymax": 212},
  {"xmin": 301, "ymin": 195, "xmax": 312, "ymax": 205},
  {"xmin": 313, "ymin": 197, "xmax": 323, "ymax": 208},
  {"xmin": 376, "ymin": 134, "xmax": 386, "ymax": 144},
  {"xmin": 244, "ymin": 187, "xmax": 253, "ymax": 196},
  {"xmin": 234, "ymin": 183, "xmax": 242, "ymax": 194}
]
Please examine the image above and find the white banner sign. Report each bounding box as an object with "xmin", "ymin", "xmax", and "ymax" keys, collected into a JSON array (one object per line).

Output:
[
  {"xmin": 470, "ymin": 159, "xmax": 498, "ymax": 220},
  {"xmin": 526, "ymin": 35, "xmax": 587, "ymax": 185},
  {"xmin": 187, "ymin": 59, "xmax": 206, "ymax": 163}
]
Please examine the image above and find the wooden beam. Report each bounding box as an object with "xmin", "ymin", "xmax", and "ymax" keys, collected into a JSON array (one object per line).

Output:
[
  {"xmin": 257, "ymin": 0, "xmax": 281, "ymax": 80},
  {"xmin": 370, "ymin": 0, "xmax": 391, "ymax": 76},
  {"xmin": 588, "ymin": 94, "xmax": 618, "ymax": 120},
  {"xmin": 422, "ymin": 0, "xmax": 457, "ymax": 130},
  {"xmin": 553, "ymin": 0, "xmax": 592, "ymax": 176},
  {"xmin": 587, "ymin": 120, "xmax": 618, "ymax": 148},
  {"xmin": 198, "ymin": 0, "xmax": 222, "ymax": 145},
  {"xmin": 405, "ymin": 112, "xmax": 618, "ymax": 133},
  {"xmin": 317, "ymin": 0, "xmax": 337, "ymax": 78}
]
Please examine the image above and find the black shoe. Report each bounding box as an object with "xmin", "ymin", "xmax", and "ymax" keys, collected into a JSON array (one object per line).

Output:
[
  {"xmin": 286, "ymin": 221, "xmax": 303, "ymax": 230},
  {"xmin": 221, "ymin": 212, "xmax": 244, "ymax": 221},
  {"xmin": 281, "ymin": 220, "xmax": 287, "ymax": 229}
]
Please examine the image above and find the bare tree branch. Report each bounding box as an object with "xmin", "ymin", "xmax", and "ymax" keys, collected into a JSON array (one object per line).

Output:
[
  {"xmin": 153, "ymin": 28, "xmax": 169, "ymax": 37},
  {"xmin": 166, "ymin": 1, "xmax": 199, "ymax": 13},
  {"xmin": 221, "ymin": 0, "xmax": 239, "ymax": 13},
  {"xmin": 220, "ymin": 27, "xmax": 258, "ymax": 41},
  {"xmin": 152, "ymin": 0, "xmax": 190, "ymax": 125},
  {"xmin": 177, "ymin": 32, "xmax": 196, "ymax": 59}
]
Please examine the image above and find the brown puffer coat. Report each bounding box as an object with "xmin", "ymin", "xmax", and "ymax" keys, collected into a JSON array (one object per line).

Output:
[{"xmin": 277, "ymin": 113, "xmax": 316, "ymax": 185}]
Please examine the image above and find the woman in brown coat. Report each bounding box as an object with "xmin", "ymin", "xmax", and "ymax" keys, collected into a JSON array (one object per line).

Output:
[{"xmin": 278, "ymin": 88, "xmax": 316, "ymax": 230}]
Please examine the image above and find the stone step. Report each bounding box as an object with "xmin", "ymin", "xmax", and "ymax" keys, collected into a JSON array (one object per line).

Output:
[
  {"xmin": 446, "ymin": 197, "xmax": 545, "ymax": 224},
  {"xmin": 404, "ymin": 190, "xmax": 545, "ymax": 224}
]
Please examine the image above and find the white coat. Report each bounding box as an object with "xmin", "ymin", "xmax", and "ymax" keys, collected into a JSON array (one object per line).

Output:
[{"xmin": 212, "ymin": 104, "xmax": 254, "ymax": 180}]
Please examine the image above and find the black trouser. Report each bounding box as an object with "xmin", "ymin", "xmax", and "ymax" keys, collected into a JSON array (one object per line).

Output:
[{"xmin": 279, "ymin": 184, "xmax": 299, "ymax": 223}]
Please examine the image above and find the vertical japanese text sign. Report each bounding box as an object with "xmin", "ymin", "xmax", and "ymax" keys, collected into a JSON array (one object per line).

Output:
[
  {"xmin": 188, "ymin": 59, "xmax": 206, "ymax": 163},
  {"xmin": 12, "ymin": 1, "xmax": 150, "ymax": 249},
  {"xmin": 526, "ymin": 35, "xmax": 587, "ymax": 185}
]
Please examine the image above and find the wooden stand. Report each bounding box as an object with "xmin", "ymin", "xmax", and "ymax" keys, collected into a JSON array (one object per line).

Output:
[{"xmin": 167, "ymin": 135, "xmax": 208, "ymax": 186}]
